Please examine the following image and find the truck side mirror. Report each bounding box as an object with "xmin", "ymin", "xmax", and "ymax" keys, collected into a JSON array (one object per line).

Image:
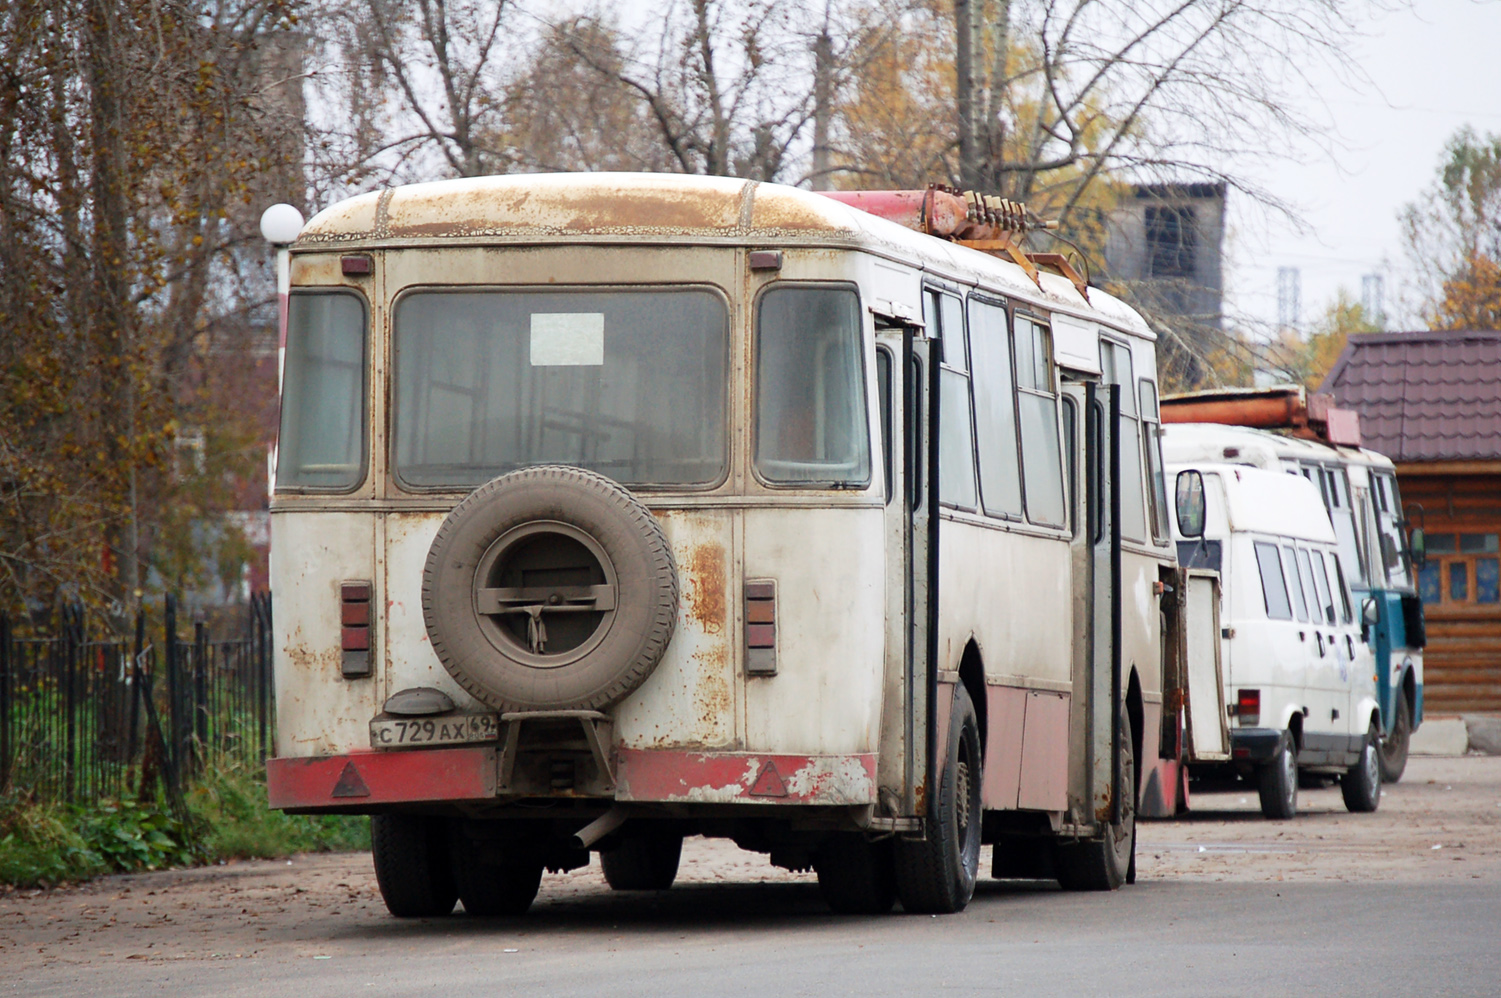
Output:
[
  {"xmin": 1408, "ymin": 527, "xmax": 1426, "ymax": 570},
  {"xmin": 1360, "ymin": 596, "xmax": 1379, "ymax": 642},
  {"xmin": 1175, "ymin": 469, "xmax": 1206, "ymax": 538}
]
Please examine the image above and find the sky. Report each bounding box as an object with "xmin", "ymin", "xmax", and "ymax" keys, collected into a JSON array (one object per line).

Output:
[{"xmin": 1226, "ymin": 0, "xmax": 1501, "ymax": 334}]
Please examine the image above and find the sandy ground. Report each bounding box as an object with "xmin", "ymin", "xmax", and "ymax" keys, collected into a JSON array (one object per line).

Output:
[{"xmin": 1, "ymin": 755, "xmax": 1497, "ymax": 975}]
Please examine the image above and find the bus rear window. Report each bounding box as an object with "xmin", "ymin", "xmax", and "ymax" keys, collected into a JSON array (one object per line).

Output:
[
  {"xmin": 277, "ymin": 291, "xmax": 367, "ymax": 491},
  {"xmin": 754, "ymin": 286, "xmax": 871, "ymax": 487},
  {"xmin": 393, "ymin": 288, "xmax": 728, "ymax": 488}
]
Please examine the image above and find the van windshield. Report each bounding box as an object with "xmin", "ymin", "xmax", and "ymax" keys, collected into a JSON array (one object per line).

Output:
[{"xmin": 393, "ymin": 289, "xmax": 728, "ymax": 488}]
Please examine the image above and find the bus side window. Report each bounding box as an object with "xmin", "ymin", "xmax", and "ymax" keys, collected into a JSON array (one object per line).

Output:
[
  {"xmin": 1014, "ymin": 315, "xmax": 1065, "ymax": 527},
  {"xmin": 1061, "ymin": 394, "xmax": 1077, "ymax": 536},
  {"xmin": 930, "ymin": 290, "xmax": 977, "ymax": 510},
  {"xmin": 909, "ymin": 355, "xmax": 924, "ymax": 510},
  {"xmin": 1139, "ymin": 379, "xmax": 1169, "ymax": 542},
  {"xmin": 1099, "ymin": 339, "xmax": 1146, "ymax": 541},
  {"xmin": 877, "ymin": 347, "xmax": 893, "ymax": 503},
  {"xmin": 968, "ymin": 297, "xmax": 1023, "ymax": 518}
]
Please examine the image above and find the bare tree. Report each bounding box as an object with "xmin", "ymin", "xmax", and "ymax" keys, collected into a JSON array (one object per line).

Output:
[
  {"xmin": 313, "ymin": 0, "xmax": 516, "ymax": 185},
  {"xmin": 549, "ymin": 0, "xmax": 823, "ymax": 182}
]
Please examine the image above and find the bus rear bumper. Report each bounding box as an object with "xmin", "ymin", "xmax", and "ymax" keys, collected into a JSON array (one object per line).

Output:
[{"xmin": 266, "ymin": 747, "xmax": 879, "ymax": 812}]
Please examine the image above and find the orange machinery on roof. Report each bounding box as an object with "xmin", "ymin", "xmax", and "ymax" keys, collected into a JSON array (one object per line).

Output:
[{"xmin": 1160, "ymin": 384, "xmax": 1363, "ymax": 447}]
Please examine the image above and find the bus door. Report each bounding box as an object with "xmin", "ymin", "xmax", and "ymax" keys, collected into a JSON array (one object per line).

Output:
[
  {"xmin": 1087, "ymin": 381, "xmax": 1123, "ymax": 828},
  {"xmin": 876, "ymin": 322, "xmax": 934, "ymax": 819}
]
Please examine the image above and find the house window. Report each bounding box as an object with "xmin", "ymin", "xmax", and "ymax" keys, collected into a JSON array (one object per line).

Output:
[
  {"xmin": 1418, "ymin": 532, "xmax": 1501, "ymax": 606},
  {"xmin": 1145, "ymin": 205, "xmax": 1197, "ymax": 279}
]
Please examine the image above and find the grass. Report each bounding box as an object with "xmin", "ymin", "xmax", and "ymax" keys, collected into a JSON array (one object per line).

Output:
[{"xmin": 0, "ymin": 759, "xmax": 369, "ymax": 890}]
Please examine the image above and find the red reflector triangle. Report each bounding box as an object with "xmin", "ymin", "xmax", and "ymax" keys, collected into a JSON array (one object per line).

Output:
[
  {"xmin": 749, "ymin": 760, "xmax": 787, "ymax": 797},
  {"xmin": 331, "ymin": 760, "xmax": 371, "ymax": 798}
]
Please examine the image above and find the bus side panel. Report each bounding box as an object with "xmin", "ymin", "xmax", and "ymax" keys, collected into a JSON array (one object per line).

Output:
[
  {"xmin": 936, "ymin": 522, "xmax": 1072, "ymax": 811},
  {"xmin": 742, "ymin": 507, "xmax": 885, "ymax": 756},
  {"xmin": 271, "ymin": 510, "xmax": 380, "ymax": 758}
]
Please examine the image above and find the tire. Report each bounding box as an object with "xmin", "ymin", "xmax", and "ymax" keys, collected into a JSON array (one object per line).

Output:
[
  {"xmin": 895, "ymin": 685, "xmax": 983, "ymax": 914},
  {"xmin": 814, "ymin": 834, "xmax": 897, "ymax": 915},
  {"xmin": 1258, "ymin": 731, "xmax": 1298, "ymax": 820},
  {"xmin": 371, "ymin": 814, "xmax": 458, "ymax": 918},
  {"xmin": 1342, "ymin": 722, "xmax": 1382, "ymax": 813},
  {"xmin": 1054, "ymin": 707, "xmax": 1136, "ymax": 891},
  {"xmin": 450, "ymin": 831, "xmax": 544, "ymax": 917},
  {"xmin": 1379, "ymin": 694, "xmax": 1411, "ymax": 784},
  {"xmin": 601, "ymin": 833, "xmax": 683, "ymax": 891},
  {"xmin": 422, "ymin": 466, "xmax": 679, "ymax": 713}
]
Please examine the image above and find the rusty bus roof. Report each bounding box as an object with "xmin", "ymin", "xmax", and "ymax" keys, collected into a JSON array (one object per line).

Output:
[{"xmin": 295, "ymin": 173, "xmax": 1153, "ymax": 339}]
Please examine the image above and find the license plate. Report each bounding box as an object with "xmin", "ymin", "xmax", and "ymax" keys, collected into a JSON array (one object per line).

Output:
[{"xmin": 370, "ymin": 713, "xmax": 500, "ymax": 749}]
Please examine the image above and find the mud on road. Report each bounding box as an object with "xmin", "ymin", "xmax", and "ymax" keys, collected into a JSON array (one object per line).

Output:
[{"xmin": 2, "ymin": 756, "xmax": 1497, "ymax": 977}]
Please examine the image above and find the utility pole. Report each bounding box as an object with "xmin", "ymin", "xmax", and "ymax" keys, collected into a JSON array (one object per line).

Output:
[
  {"xmin": 811, "ymin": 23, "xmax": 834, "ymax": 191},
  {"xmin": 1277, "ymin": 266, "xmax": 1301, "ymax": 336},
  {"xmin": 1361, "ymin": 273, "xmax": 1386, "ymax": 330},
  {"xmin": 956, "ymin": 0, "xmax": 978, "ymax": 188}
]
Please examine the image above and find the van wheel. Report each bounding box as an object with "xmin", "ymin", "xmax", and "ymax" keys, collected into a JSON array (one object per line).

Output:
[
  {"xmin": 1055, "ymin": 707, "xmax": 1136, "ymax": 891},
  {"xmin": 1258, "ymin": 731, "xmax": 1298, "ymax": 820},
  {"xmin": 601, "ymin": 833, "xmax": 683, "ymax": 891},
  {"xmin": 371, "ymin": 814, "xmax": 458, "ymax": 918},
  {"xmin": 1342, "ymin": 722, "xmax": 1382, "ymax": 813},
  {"xmin": 1379, "ymin": 695, "xmax": 1411, "ymax": 783},
  {"xmin": 815, "ymin": 834, "xmax": 897, "ymax": 914},
  {"xmin": 450, "ymin": 832, "xmax": 544, "ymax": 917},
  {"xmin": 895, "ymin": 685, "xmax": 983, "ymax": 914}
]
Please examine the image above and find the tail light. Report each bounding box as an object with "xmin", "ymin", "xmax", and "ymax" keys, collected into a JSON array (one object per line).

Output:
[
  {"xmin": 745, "ymin": 579, "xmax": 777, "ymax": 676},
  {"xmin": 1234, "ymin": 688, "xmax": 1260, "ymax": 727},
  {"xmin": 341, "ymin": 580, "xmax": 372, "ymax": 678}
]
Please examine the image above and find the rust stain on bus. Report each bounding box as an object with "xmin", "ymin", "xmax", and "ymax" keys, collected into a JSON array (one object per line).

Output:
[{"xmin": 686, "ymin": 542, "xmax": 727, "ymax": 635}]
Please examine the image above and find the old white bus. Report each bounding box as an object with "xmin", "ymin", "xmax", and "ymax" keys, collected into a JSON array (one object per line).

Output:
[{"xmin": 261, "ymin": 174, "xmax": 1185, "ymax": 918}]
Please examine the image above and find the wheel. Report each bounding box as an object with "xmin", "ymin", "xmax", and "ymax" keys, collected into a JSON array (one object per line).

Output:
[
  {"xmin": 1341, "ymin": 721, "xmax": 1381, "ymax": 813},
  {"xmin": 601, "ymin": 833, "xmax": 683, "ymax": 891},
  {"xmin": 371, "ymin": 814, "xmax": 458, "ymax": 918},
  {"xmin": 895, "ymin": 685, "xmax": 983, "ymax": 914},
  {"xmin": 814, "ymin": 834, "xmax": 897, "ymax": 914},
  {"xmin": 1257, "ymin": 731, "xmax": 1298, "ymax": 820},
  {"xmin": 1379, "ymin": 694, "xmax": 1411, "ymax": 783},
  {"xmin": 423, "ymin": 465, "xmax": 679, "ymax": 713},
  {"xmin": 1054, "ymin": 706, "xmax": 1136, "ymax": 891},
  {"xmin": 450, "ymin": 830, "xmax": 544, "ymax": 917}
]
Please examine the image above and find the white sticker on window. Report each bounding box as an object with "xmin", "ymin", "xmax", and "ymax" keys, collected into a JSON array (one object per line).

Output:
[{"xmin": 530, "ymin": 313, "xmax": 604, "ymax": 366}]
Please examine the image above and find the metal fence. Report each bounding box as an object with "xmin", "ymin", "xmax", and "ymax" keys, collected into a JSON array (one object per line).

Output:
[{"xmin": 0, "ymin": 593, "xmax": 273, "ymax": 806}]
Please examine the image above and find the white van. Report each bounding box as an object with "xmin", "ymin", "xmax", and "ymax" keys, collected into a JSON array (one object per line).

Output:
[{"xmin": 1171, "ymin": 461, "xmax": 1381, "ymax": 818}]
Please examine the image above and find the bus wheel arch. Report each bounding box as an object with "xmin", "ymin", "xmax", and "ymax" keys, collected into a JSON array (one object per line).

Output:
[{"xmin": 958, "ymin": 639, "xmax": 987, "ymax": 759}]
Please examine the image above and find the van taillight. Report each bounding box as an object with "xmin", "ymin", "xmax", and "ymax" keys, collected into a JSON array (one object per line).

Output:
[
  {"xmin": 1235, "ymin": 689, "xmax": 1260, "ymax": 726},
  {"xmin": 341, "ymin": 580, "xmax": 372, "ymax": 678}
]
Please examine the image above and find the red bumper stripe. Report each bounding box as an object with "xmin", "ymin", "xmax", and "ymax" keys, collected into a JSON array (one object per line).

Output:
[
  {"xmin": 615, "ymin": 749, "xmax": 876, "ymax": 805},
  {"xmin": 266, "ymin": 747, "xmax": 497, "ymax": 810}
]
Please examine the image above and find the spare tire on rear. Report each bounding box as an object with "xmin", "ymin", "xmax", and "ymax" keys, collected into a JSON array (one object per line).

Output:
[{"xmin": 422, "ymin": 466, "xmax": 678, "ymax": 713}]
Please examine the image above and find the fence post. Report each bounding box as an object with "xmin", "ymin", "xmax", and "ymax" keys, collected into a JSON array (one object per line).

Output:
[
  {"xmin": 193, "ymin": 619, "xmax": 208, "ymax": 770},
  {"xmin": 0, "ymin": 612, "xmax": 10, "ymax": 793}
]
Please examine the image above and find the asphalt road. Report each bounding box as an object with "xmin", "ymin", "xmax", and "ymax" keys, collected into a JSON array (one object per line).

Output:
[{"xmin": 5, "ymin": 756, "xmax": 1500, "ymax": 997}]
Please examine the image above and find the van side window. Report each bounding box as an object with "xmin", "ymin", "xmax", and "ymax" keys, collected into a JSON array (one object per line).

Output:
[
  {"xmin": 1309, "ymin": 550, "xmax": 1336, "ymax": 624},
  {"xmin": 1015, "ymin": 315, "xmax": 1065, "ymax": 526},
  {"xmin": 967, "ymin": 298, "xmax": 1022, "ymax": 517},
  {"xmin": 1332, "ymin": 554, "xmax": 1354, "ymax": 623},
  {"xmin": 1294, "ymin": 548, "xmax": 1318, "ymax": 624},
  {"xmin": 1255, "ymin": 541, "xmax": 1293, "ymax": 620},
  {"xmin": 1284, "ymin": 545, "xmax": 1309, "ymax": 622}
]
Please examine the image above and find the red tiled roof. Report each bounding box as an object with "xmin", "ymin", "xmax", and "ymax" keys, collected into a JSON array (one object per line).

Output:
[{"xmin": 1320, "ymin": 330, "xmax": 1501, "ymax": 463}]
